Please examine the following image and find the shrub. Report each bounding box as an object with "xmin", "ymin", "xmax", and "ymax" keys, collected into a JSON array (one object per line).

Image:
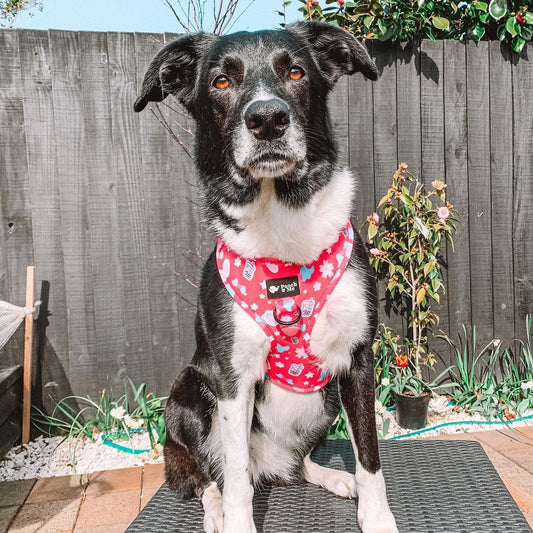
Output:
[{"xmin": 297, "ymin": 0, "xmax": 533, "ymax": 53}]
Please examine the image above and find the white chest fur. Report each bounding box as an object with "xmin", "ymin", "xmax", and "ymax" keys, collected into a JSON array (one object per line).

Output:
[{"xmin": 216, "ymin": 168, "xmax": 355, "ymax": 264}]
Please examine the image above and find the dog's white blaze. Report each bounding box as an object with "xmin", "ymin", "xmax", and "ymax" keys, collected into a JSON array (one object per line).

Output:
[
  {"xmin": 220, "ymin": 168, "xmax": 355, "ymax": 264},
  {"xmin": 218, "ymin": 392, "xmax": 256, "ymax": 532},
  {"xmin": 201, "ymin": 482, "xmax": 224, "ymax": 533},
  {"xmin": 311, "ymin": 266, "xmax": 370, "ymax": 377},
  {"xmin": 342, "ymin": 407, "xmax": 398, "ymax": 533},
  {"xmin": 303, "ymin": 455, "xmax": 357, "ymax": 499}
]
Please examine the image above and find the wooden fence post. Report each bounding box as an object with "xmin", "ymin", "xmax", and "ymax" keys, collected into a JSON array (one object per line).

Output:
[{"xmin": 22, "ymin": 266, "xmax": 35, "ymax": 444}]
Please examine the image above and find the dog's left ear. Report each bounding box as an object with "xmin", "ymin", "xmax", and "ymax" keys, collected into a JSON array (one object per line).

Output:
[
  {"xmin": 133, "ymin": 33, "xmax": 217, "ymax": 115},
  {"xmin": 287, "ymin": 21, "xmax": 377, "ymax": 85}
]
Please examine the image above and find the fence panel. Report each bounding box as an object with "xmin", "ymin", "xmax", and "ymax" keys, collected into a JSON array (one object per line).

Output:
[{"xmin": 0, "ymin": 30, "xmax": 531, "ymax": 400}]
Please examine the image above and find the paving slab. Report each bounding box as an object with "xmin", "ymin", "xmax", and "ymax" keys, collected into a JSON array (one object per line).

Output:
[
  {"xmin": 74, "ymin": 490, "xmax": 140, "ymax": 529},
  {"xmin": 26, "ymin": 473, "xmax": 89, "ymax": 503},
  {"xmin": 9, "ymin": 498, "xmax": 81, "ymax": 533},
  {"xmin": 142, "ymin": 463, "xmax": 165, "ymax": 490},
  {"xmin": 0, "ymin": 505, "xmax": 19, "ymax": 533},
  {"xmin": 85, "ymin": 467, "xmax": 142, "ymax": 496},
  {"xmin": 0, "ymin": 480, "xmax": 35, "ymax": 508}
]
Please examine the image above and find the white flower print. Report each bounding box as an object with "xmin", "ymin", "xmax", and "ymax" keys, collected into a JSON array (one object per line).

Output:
[
  {"xmin": 234, "ymin": 257, "xmax": 242, "ymax": 267},
  {"xmin": 313, "ymin": 281, "xmax": 322, "ymax": 292},
  {"xmin": 295, "ymin": 347, "xmax": 307, "ymax": 359},
  {"xmin": 319, "ymin": 260, "xmax": 334, "ymax": 279},
  {"xmin": 305, "ymin": 372, "xmax": 314, "ymax": 379},
  {"xmin": 303, "ymin": 333, "xmax": 311, "ymax": 342},
  {"xmin": 275, "ymin": 361, "xmax": 285, "ymax": 368},
  {"xmin": 259, "ymin": 293, "xmax": 266, "ymax": 299},
  {"xmin": 250, "ymin": 303, "xmax": 258, "ymax": 311}
]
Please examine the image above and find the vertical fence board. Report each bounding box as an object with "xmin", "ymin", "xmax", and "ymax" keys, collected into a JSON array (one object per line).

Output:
[
  {"xmin": 107, "ymin": 32, "xmax": 155, "ymax": 388},
  {"xmin": 330, "ymin": 76, "xmax": 349, "ymax": 167},
  {"xmin": 163, "ymin": 32, "xmax": 209, "ymax": 374},
  {"xmin": 420, "ymin": 40, "xmax": 450, "ymax": 358},
  {"xmin": 347, "ymin": 71, "xmax": 375, "ymax": 229},
  {"xmin": 372, "ymin": 42, "xmax": 403, "ymax": 334},
  {"xmin": 466, "ymin": 41, "xmax": 493, "ymax": 345},
  {"xmin": 512, "ymin": 43, "xmax": 533, "ymax": 341},
  {"xmin": 134, "ymin": 32, "xmax": 181, "ymax": 394},
  {"xmin": 489, "ymin": 42, "xmax": 515, "ymax": 344},
  {"xmin": 49, "ymin": 30, "xmax": 98, "ymax": 396},
  {"xmin": 396, "ymin": 42, "xmax": 422, "ymax": 178},
  {"xmin": 18, "ymin": 29, "xmax": 71, "ymax": 401},
  {"xmin": 444, "ymin": 41, "xmax": 470, "ymax": 341},
  {"xmin": 0, "ymin": 30, "xmax": 33, "ymax": 364},
  {"xmin": 80, "ymin": 31, "xmax": 128, "ymax": 393}
]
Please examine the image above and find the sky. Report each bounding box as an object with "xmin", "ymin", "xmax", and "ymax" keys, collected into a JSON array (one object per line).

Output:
[{"xmin": 11, "ymin": 0, "xmax": 304, "ymax": 33}]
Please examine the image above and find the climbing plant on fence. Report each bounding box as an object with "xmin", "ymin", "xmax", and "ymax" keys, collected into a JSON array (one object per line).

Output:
[{"xmin": 298, "ymin": 0, "xmax": 533, "ymax": 53}]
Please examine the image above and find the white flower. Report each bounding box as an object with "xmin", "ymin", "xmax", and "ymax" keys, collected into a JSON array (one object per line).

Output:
[
  {"xmin": 110, "ymin": 406, "xmax": 126, "ymax": 420},
  {"xmin": 123, "ymin": 414, "xmax": 144, "ymax": 430},
  {"xmin": 319, "ymin": 260, "xmax": 334, "ymax": 279},
  {"xmin": 250, "ymin": 303, "xmax": 258, "ymax": 311},
  {"xmin": 313, "ymin": 282, "xmax": 322, "ymax": 291},
  {"xmin": 381, "ymin": 377, "xmax": 390, "ymax": 386},
  {"xmin": 520, "ymin": 380, "xmax": 533, "ymax": 391},
  {"xmin": 375, "ymin": 400, "xmax": 386, "ymax": 416},
  {"xmin": 234, "ymin": 257, "xmax": 242, "ymax": 267},
  {"xmin": 295, "ymin": 347, "xmax": 307, "ymax": 359},
  {"xmin": 493, "ymin": 338, "xmax": 501, "ymax": 347}
]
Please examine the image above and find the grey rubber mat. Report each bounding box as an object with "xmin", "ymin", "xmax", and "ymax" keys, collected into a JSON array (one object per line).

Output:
[{"xmin": 127, "ymin": 439, "xmax": 532, "ymax": 532}]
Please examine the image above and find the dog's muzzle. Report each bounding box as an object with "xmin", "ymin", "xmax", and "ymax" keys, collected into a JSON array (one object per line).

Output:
[{"xmin": 244, "ymin": 99, "xmax": 290, "ymax": 141}]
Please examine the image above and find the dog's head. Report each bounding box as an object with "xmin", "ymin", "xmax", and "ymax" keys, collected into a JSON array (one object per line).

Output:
[{"xmin": 134, "ymin": 21, "xmax": 376, "ymax": 189}]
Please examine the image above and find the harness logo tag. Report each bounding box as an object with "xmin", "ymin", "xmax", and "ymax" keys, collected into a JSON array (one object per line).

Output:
[{"xmin": 266, "ymin": 275, "xmax": 300, "ymax": 299}]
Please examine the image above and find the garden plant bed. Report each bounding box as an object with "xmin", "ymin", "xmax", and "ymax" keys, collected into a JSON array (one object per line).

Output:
[{"xmin": 1, "ymin": 394, "xmax": 532, "ymax": 482}]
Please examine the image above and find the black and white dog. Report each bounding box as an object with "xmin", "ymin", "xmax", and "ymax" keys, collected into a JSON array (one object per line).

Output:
[{"xmin": 134, "ymin": 21, "xmax": 397, "ymax": 533}]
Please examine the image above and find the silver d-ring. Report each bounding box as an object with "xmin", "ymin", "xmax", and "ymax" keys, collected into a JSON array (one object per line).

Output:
[{"xmin": 273, "ymin": 306, "xmax": 302, "ymax": 326}]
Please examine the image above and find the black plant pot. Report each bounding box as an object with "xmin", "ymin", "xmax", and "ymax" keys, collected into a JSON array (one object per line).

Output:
[{"xmin": 393, "ymin": 391, "xmax": 431, "ymax": 430}]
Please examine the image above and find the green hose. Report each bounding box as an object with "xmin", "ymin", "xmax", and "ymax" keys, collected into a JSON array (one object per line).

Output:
[{"xmin": 388, "ymin": 413, "xmax": 533, "ymax": 440}]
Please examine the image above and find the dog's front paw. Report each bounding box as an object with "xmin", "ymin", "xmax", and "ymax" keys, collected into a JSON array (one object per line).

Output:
[
  {"xmin": 357, "ymin": 500, "xmax": 398, "ymax": 533},
  {"xmin": 223, "ymin": 510, "xmax": 256, "ymax": 533},
  {"xmin": 322, "ymin": 470, "xmax": 358, "ymax": 499}
]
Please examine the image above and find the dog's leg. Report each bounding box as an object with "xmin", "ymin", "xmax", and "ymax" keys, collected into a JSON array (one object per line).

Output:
[
  {"xmin": 340, "ymin": 346, "xmax": 398, "ymax": 533},
  {"xmin": 218, "ymin": 384, "xmax": 256, "ymax": 533},
  {"xmin": 303, "ymin": 455, "xmax": 357, "ymax": 498},
  {"xmin": 201, "ymin": 481, "xmax": 224, "ymax": 533}
]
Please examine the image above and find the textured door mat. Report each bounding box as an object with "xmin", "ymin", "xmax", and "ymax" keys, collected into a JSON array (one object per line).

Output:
[{"xmin": 127, "ymin": 439, "xmax": 532, "ymax": 533}]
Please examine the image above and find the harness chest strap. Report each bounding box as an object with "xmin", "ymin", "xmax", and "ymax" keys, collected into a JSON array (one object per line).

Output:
[{"xmin": 216, "ymin": 222, "xmax": 354, "ymax": 393}]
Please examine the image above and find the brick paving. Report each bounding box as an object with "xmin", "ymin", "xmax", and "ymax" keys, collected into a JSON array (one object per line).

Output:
[{"xmin": 0, "ymin": 428, "xmax": 531, "ymax": 532}]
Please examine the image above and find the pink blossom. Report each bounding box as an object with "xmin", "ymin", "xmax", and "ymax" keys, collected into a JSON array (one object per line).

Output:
[
  {"xmin": 370, "ymin": 248, "xmax": 381, "ymax": 257},
  {"xmin": 371, "ymin": 213, "xmax": 379, "ymax": 225},
  {"xmin": 437, "ymin": 206, "xmax": 450, "ymax": 221}
]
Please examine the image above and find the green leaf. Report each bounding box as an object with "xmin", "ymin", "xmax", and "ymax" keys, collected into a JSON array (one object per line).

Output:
[
  {"xmin": 363, "ymin": 15, "xmax": 375, "ymax": 27},
  {"xmin": 525, "ymin": 12, "xmax": 533, "ymax": 25},
  {"xmin": 506, "ymin": 16, "xmax": 519, "ymax": 37},
  {"xmin": 468, "ymin": 23, "xmax": 486, "ymax": 41},
  {"xmin": 489, "ymin": 0, "xmax": 507, "ymax": 20},
  {"xmin": 475, "ymin": 1, "xmax": 488, "ymax": 12},
  {"xmin": 368, "ymin": 223, "xmax": 378, "ymax": 240},
  {"xmin": 432, "ymin": 16, "xmax": 450, "ymax": 30},
  {"xmin": 512, "ymin": 36, "xmax": 526, "ymax": 54}
]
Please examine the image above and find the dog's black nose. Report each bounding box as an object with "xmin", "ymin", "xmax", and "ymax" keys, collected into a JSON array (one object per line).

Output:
[{"xmin": 244, "ymin": 99, "xmax": 290, "ymax": 141}]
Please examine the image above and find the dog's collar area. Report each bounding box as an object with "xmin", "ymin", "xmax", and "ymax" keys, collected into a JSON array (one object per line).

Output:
[{"xmin": 216, "ymin": 221, "xmax": 354, "ymax": 393}]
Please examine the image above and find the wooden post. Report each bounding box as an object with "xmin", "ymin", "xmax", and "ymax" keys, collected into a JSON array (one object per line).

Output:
[{"xmin": 22, "ymin": 266, "xmax": 35, "ymax": 444}]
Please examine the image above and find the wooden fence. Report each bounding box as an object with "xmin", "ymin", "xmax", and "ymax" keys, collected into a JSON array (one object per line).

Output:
[{"xmin": 0, "ymin": 29, "xmax": 532, "ymax": 402}]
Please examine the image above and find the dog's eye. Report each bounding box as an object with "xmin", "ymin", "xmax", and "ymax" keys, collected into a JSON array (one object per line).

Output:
[
  {"xmin": 213, "ymin": 75, "xmax": 230, "ymax": 90},
  {"xmin": 289, "ymin": 66, "xmax": 305, "ymax": 81}
]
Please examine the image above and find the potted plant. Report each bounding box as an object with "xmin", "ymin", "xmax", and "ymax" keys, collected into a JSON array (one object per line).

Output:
[{"xmin": 365, "ymin": 163, "xmax": 458, "ymax": 429}]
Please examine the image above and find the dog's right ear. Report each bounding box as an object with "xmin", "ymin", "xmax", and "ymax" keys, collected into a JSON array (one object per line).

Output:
[{"xmin": 133, "ymin": 33, "xmax": 216, "ymax": 114}]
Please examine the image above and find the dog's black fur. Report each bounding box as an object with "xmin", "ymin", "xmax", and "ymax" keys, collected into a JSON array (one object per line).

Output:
[{"xmin": 135, "ymin": 21, "xmax": 396, "ymax": 533}]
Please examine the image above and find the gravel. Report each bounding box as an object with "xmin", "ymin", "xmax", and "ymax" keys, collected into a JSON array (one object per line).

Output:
[{"xmin": 1, "ymin": 395, "xmax": 531, "ymax": 482}]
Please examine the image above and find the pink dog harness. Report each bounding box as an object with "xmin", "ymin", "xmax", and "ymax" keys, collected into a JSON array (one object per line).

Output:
[{"xmin": 216, "ymin": 222, "xmax": 354, "ymax": 393}]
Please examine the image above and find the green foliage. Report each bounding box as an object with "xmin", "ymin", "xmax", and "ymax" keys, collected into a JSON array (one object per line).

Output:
[
  {"xmin": 439, "ymin": 316, "xmax": 533, "ymax": 420},
  {"xmin": 32, "ymin": 380, "xmax": 167, "ymax": 462},
  {"xmin": 0, "ymin": 0, "xmax": 41, "ymax": 27},
  {"xmin": 363, "ymin": 164, "xmax": 458, "ymax": 391},
  {"xmin": 297, "ymin": 0, "xmax": 533, "ymax": 54}
]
